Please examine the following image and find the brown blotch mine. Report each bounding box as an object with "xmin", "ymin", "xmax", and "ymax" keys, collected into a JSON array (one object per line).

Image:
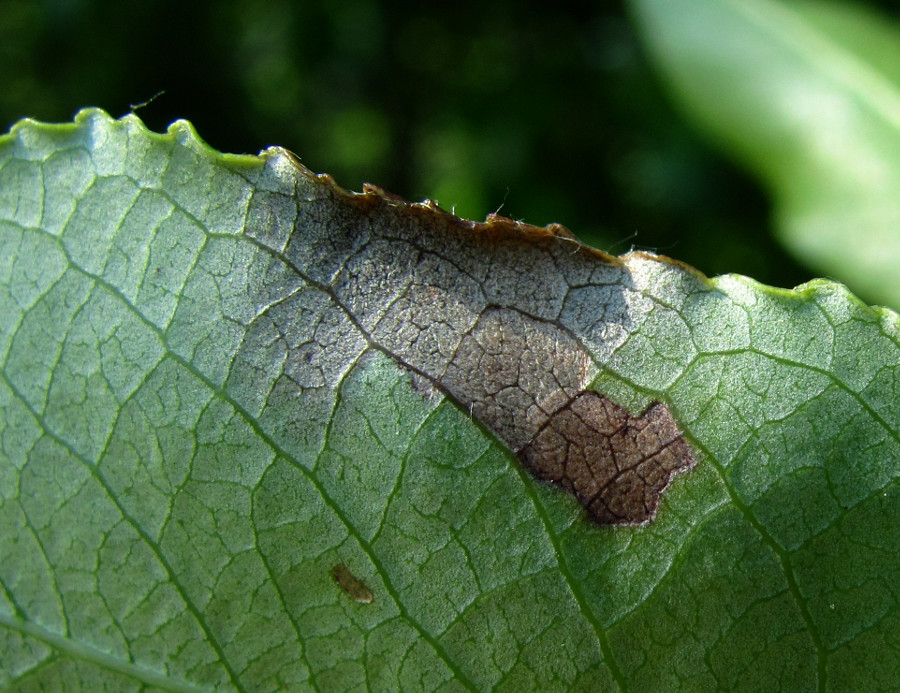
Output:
[
  {"xmin": 520, "ymin": 391, "xmax": 696, "ymax": 526},
  {"xmin": 276, "ymin": 156, "xmax": 704, "ymax": 527},
  {"xmin": 332, "ymin": 564, "xmax": 374, "ymax": 604}
]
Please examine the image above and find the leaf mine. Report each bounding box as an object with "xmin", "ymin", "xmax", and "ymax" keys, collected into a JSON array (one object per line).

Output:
[{"xmin": 268, "ymin": 153, "xmax": 699, "ymax": 525}]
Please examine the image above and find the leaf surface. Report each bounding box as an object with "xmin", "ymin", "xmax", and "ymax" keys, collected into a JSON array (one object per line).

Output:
[
  {"xmin": 629, "ymin": 0, "xmax": 900, "ymax": 309},
  {"xmin": 1, "ymin": 110, "xmax": 900, "ymax": 691}
]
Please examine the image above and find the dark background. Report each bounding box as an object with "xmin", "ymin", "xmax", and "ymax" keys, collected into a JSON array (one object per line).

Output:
[{"xmin": 3, "ymin": 0, "xmax": 896, "ymax": 287}]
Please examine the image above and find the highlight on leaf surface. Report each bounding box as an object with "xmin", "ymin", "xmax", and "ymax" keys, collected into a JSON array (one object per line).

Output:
[{"xmin": 2, "ymin": 108, "xmax": 900, "ymax": 691}]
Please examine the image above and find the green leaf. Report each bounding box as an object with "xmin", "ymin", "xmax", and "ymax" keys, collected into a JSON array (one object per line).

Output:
[
  {"xmin": 2, "ymin": 109, "xmax": 900, "ymax": 691},
  {"xmin": 628, "ymin": 0, "xmax": 900, "ymax": 309}
]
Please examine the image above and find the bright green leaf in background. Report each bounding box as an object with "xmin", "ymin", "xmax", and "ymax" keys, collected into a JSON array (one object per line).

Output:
[
  {"xmin": 629, "ymin": 0, "xmax": 900, "ymax": 309},
  {"xmin": 2, "ymin": 109, "xmax": 900, "ymax": 691}
]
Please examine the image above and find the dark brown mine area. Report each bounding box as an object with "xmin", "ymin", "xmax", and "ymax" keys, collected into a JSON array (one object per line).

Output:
[{"xmin": 520, "ymin": 391, "xmax": 696, "ymax": 525}]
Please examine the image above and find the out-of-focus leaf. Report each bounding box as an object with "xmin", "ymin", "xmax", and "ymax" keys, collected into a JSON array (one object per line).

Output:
[{"xmin": 630, "ymin": 0, "xmax": 900, "ymax": 308}]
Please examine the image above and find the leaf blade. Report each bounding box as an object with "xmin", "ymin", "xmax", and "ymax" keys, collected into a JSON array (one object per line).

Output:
[{"xmin": 2, "ymin": 109, "xmax": 900, "ymax": 690}]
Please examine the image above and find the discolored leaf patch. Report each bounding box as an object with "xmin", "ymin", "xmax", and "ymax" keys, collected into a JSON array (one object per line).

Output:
[
  {"xmin": 332, "ymin": 564, "xmax": 374, "ymax": 604},
  {"xmin": 433, "ymin": 306, "xmax": 695, "ymax": 525},
  {"xmin": 521, "ymin": 392, "xmax": 696, "ymax": 525},
  {"xmin": 280, "ymin": 165, "xmax": 702, "ymax": 527}
]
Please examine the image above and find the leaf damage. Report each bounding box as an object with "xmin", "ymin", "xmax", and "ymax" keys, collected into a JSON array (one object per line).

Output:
[
  {"xmin": 269, "ymin": 152, "xmax": 701, "ymax": 525},
  {"xmin": 332, "ymin": 564, "xmax": 374, "ymax": 604},
  {"xmin": 522, "ymin": 392, "xmax": 696, "ymax": 525}
]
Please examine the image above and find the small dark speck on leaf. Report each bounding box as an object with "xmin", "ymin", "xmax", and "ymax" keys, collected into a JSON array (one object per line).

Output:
[{"xmin": 332, "ymin": 564, "xmax": 374, "ymax": 604}]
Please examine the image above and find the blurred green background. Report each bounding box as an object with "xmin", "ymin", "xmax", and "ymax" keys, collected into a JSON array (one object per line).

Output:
[{"xmin": 2, "ymin": 0, "xmax": 896, "ymax": 290}]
